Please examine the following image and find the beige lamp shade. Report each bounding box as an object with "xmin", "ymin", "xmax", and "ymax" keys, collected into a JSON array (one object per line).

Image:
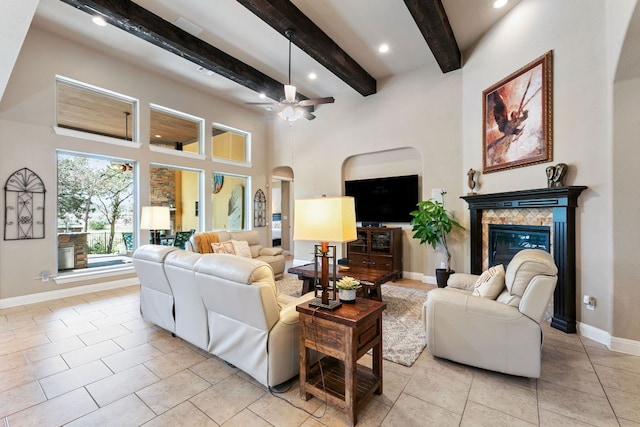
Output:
[
  {"xmin": 293, "ymin": 196, "xmax": 357, "ymax": 243},
  {"xmin": 140, "ymin": 206, "xmax": 170, "ymax": 230}
]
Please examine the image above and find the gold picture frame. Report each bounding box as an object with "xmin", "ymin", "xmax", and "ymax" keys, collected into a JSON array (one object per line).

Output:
[{"xmin": 483, "ymin": 51, "xmax": 553, "ymax": 173}]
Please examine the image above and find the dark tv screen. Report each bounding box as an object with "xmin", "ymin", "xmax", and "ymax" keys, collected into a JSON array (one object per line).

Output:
[{"xmin": 345, "ymin": 175, "xmax": 419, "ymax": 223}]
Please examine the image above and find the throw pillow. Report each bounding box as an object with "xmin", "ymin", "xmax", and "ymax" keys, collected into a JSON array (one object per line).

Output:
[
  {"xmin": 221, "ymin": 240, "xmax": 236, "ymax": 254},
  {"xmin": 210, "ymin": 242, "xmax": 227, "ymax": 254},
  {"xmin": 472, "ymin": 264, "xmax": 505, "ymax": 299},
  {"xmin": 231, "ymin": 239, "xmax": 252, "ymax": 258}
]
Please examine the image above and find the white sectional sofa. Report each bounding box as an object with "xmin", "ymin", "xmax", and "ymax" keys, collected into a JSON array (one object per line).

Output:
[{"xmin": 132, "ymin": 245, "xmax": 313, "ymax": 388}]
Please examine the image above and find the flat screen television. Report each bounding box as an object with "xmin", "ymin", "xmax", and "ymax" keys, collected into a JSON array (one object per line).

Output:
[{"xmin": 344, "ymin": 174, "xmax": 419, "ymax": 223}]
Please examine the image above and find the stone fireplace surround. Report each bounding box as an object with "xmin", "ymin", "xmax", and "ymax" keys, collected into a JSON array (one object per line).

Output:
[{"xmin": 462, "ymin": 186, "xmax": 587, "ymax": 333}]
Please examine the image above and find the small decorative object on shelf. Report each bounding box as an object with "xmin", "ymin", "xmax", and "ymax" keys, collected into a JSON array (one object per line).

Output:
[
  {"xmin": 467, "ymin": 168, "xmax": 478, "ymax": 194},
  {"xmin": 336, "ymin": 276, "xmax": 361, "ymax": 303},
  {"xmin": 546, "ymin": 163, "xmax": 568, "ymax": 188}
]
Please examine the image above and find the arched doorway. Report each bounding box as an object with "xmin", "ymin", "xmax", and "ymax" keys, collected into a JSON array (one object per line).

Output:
[{"xmin": 271, "ymin": 166, "xmax": 293, "ymax": 253}]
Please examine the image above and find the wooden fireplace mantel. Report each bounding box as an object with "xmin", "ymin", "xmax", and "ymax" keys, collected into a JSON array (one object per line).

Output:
[{"xmin": 462, "ymin": 186, "xmax": 587, "ymax": 333}]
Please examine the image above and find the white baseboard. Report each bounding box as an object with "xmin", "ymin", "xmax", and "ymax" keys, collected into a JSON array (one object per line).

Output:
[
  {"xmin": 401, "ymin": 271, "xmax": 436, "ymax": 285},
  {"xmin": 578, "ymin": 321, "xmax": 640, "ymax": 356},
  {"xmin": 0, "ymin": 278, "xmax": 139, "ymax": 309},
  {"xmin": 611, "ymin": 336, "xmax": 640, "ymax": 356}
]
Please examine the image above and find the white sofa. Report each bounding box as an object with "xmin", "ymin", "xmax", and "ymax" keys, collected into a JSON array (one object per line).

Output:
[
  {"xmin": 185, "ymin": 230, "xmax": 285, "ymax": 279},
  {"xmin": 132, "ymin": 245, "xmax": 314, "ymax": 388},
  {"xmin": 132, "ymin": 245, "xmax": 179, "ymax": 334},
  {"xmin": 423, "ymin": 249, "xmax": 558, "ymax": 378}
]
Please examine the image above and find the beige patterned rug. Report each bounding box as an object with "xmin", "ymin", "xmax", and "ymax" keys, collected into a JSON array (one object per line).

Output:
[{"xmin": 276, "ymin": 275, "xmax": 429, "ymax": 367}]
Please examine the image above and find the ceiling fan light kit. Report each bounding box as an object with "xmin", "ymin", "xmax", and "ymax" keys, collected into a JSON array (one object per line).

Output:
[
  {"xmin": 246, "ymin": 29, "xmax": 334, "ymax": 122},
  {"xmin": 278, "ymin": 106, "xmax": 305, "ymax": 122}
]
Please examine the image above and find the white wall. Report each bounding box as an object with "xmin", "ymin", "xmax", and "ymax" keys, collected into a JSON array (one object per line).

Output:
[
  {"xmin": 0, "ymin": 27, "xmax": 270, "ymax": 299},
  {"xmin": 272, "ymin": 65, "xmax": 463, "ymax": 276},
  {"xmin": 461, "ymin": 0, "xmax": 633, "ymax": 337}
]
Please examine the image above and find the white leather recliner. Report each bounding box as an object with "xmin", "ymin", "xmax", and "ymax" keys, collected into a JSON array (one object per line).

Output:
[
  {"xmin": 132, "ymin": 245, "xmax": 179, "ymax": 333},
  {"xmin": 164, "ymin": 250, "xmax": 208, "ymax": 350},
  {"xmin": 423, "ymin": 249, "xmax": 558, "ymax": 378}
]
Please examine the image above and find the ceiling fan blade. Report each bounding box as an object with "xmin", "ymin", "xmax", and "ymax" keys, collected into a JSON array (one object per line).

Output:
[
  {"xmin": 303, "ymin": 109, "xmax": 316, "ymax": 120},
  {"xmin": 245, "ymin": 102, "xmax": 277, "ymax": 105},
  {"xmin": 298, "ymin": 97, "xmax": 335, "ymax": 107}
]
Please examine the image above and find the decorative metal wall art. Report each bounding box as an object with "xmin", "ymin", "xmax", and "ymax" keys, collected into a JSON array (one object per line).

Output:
[
  {"xmin": 4, "ymin": 168, "xmax": 46, "ymax": 240},
  {"xmin": 253, "ymin": 189, "xmax": 267, "ymax": 227}
]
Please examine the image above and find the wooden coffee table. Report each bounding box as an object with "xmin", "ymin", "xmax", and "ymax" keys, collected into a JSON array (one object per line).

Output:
[{"xmin": 287, "ymin": 264, "xmax": 395, "ymax": 301}]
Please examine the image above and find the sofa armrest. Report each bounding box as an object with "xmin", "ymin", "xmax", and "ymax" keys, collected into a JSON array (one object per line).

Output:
[
  {"xmin": 446, "ymin": 273, "xmax": 479, "ymax": 291},
  {"xmin": 260, "ymin": 247, "xmax": 283, "ymax": 256},
  {"xmin": 427, "ymin": 288, "xmax": 524, "ymax": 319},
  {"xmin": 278, "ymin": 292, "xmax": 316, "ymax": 325}
]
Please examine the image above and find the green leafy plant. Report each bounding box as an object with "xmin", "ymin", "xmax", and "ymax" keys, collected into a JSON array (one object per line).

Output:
[
  {"xmin": 409, "ymin": 191, "xmax": 464, "ymax": 271},
  {"xmin": 335, "ymin": 276, "xmax": 362, "ymax": 290}
]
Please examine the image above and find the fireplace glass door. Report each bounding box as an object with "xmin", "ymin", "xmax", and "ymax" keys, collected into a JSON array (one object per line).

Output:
[{"xmin": 488, "ymin": 224, "xmax": 550, "ymax": 268}]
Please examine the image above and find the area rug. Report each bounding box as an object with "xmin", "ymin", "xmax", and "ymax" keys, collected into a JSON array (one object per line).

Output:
[{"xmin": 275, "ymin": 275, "xmax": 429, "ymax": 367}]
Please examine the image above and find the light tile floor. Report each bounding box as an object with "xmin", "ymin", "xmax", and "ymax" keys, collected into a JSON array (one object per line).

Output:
[{"xmin": 1, "ymin": 283, "xmax": 639, "ymax": 426}]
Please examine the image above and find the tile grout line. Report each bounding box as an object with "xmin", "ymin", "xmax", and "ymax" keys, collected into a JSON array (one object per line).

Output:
[{"xmin": 579, "ymin": 337, "xmax": 623, "ymax": 426}]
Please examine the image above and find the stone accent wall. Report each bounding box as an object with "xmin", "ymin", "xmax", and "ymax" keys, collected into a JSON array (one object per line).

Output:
[
  {"xmin": 481, "ymin": 208, "xmax": 553, "ymax": 270},
  {"xmin": 150, "ymin": 167, "xmax": 175, "ymax": 206},
  {"xmin": 57, "ymin": 233, "xmax": 88, "ymax": 269}
]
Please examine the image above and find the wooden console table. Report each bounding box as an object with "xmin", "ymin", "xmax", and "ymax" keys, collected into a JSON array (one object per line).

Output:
[{"xmin": 297, "ymin": 298, "xmax": 386, "ymax": 426}]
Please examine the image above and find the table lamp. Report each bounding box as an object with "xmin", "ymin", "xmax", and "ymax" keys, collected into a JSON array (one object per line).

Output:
[
  {"xmin": 140, "ymin": 206, "xmax": 170, "ymax": 245},
  {"xmin": 293, "ymin": 196, "xmax": 357, "ymax": 309}
]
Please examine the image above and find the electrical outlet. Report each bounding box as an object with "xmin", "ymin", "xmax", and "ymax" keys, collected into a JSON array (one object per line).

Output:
[{"xmin": 583, "ymin": 294, "xmax": 596, "ymax": 310}]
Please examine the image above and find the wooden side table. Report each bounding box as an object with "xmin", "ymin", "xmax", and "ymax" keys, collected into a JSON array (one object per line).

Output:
[{"xmin": 297, "ymin": 298, "xmax": 386, "ymax": 426}]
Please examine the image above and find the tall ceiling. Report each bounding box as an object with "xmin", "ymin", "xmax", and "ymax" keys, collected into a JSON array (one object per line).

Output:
[{"xmin": 32, "ymin": 0, "xmax": 521, "ymax": 116}]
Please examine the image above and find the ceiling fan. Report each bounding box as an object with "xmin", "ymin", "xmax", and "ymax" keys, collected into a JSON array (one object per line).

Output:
[{"xmin": 247, "ymin": 30, "xmax": 335, "ymax": 121}]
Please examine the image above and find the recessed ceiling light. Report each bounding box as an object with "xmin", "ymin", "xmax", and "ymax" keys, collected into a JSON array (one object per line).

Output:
[
  {"xmin": 92, "ymin": 16, "xmax": 107, "ymax": 27},
  {"xmin": 196, "ymin": 66, "xmax": 214, "ymax": 76},
  {"xmin": 154, "ymin": 134, "xmax": 162, "ymax": 138},
  {"xmin": 259, "ymin": 93, "xmax": 266, "ymax": 99},
  {"xmin": 378, "ymin": 43, "xmax": 390, "ymax": 54},
  {"xmin": 308, "ymin": 72, "xmax": 317, "ymax": 80},
  {"xmin": 493, "ymin": 0, "xmax": 508, "ymax": 8}
]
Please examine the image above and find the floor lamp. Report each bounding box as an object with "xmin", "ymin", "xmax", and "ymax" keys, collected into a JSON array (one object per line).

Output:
[
  {"xmin": 293, "ymin": 196, "xmax": 357, "ymax": 309},
  {"xmin": 140, "ymin": 206, "xmax": 170, "ymax": 245}
]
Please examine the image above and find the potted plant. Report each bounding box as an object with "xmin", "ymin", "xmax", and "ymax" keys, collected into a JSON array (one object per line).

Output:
[
  {"xmin": 335, "ymin": 276, "xmax": 362, "ymax": 303},
  {"xmin": 410, "ymin": 191, "xmax": 465, "ymax": 288}
]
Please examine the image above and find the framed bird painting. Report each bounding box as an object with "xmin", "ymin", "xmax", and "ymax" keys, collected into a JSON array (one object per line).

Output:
[{"xmin": 482, "ymin": 50, "xmax": 553, "ymax": 173}]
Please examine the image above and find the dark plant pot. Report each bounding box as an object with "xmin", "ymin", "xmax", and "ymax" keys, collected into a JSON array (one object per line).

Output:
[{"xmin": 435, "ymin": 268, "xmax": 454, "ymax": 288}]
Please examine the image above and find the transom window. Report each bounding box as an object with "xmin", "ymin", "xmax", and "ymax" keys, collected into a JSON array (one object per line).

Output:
[
  {"xmin": 211, "ymin": 123, "xmax": 250, "ymax": 164},
  {"xmin": 150, "ymin": 104, "xmax": 204, "ymax": 154},
  {"xmin": 56, "ymin": 76, "xmax": 138, "ymax": 142}
]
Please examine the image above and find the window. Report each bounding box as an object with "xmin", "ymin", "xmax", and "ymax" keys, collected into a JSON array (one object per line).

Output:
[
  {"xmin": 212, "ymin": 173, "xmax": 249, "ymax": 231},
  {"xmin": 149, "ymin": 165, "xmax": 202, "ymax": 239},
  {"xmin": 211, "ymin": 123, "xmax": 250, "ymax": 164},
  {"xmin": 57, "ymin": 152, "xmax": 134, "ymax": 272},
  {"xmin": 150, "ymin": 104, "xmax": 204, "ymax": 154},
  {"xmin": 55, "ymin": 76, "xmax": 138, "ymax": 143}
]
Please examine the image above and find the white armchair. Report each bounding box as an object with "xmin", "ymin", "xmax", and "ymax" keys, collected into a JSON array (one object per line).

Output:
[{"xmin": 423, "ymin": 249, "xmax": 558, "ymax": 378}]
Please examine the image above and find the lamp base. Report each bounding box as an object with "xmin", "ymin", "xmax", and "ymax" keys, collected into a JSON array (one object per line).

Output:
[{"xmin": 309, "ymin": 298, "xmax": 342, "ymax": 310}]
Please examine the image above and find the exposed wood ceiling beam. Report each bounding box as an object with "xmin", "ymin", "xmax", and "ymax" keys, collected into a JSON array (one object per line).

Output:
[
  {"xmin": 58, "ymin": 0, "xmax": 317, "ymax": 117},
  {"xmin": 404, "ymin": 0, "xmax": 461, "ymax": 73},
  {"xmin": 236, "ymin": 0, "xmax": 377, "ymax": 97}
]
